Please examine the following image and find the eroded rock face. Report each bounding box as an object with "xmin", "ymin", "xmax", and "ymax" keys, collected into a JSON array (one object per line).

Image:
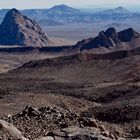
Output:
[{"xmin": 0, "ymin": 8, "xmax": 48, "ymax": 47}]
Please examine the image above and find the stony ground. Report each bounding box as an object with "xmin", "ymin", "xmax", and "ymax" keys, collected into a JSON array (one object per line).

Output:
[
  {"xmin": 0, "ymin": 105, "xmax": 126, "ymax": 140},
  {"xmin": 0, "ymin": 52, "xmax": 140, "ymax": 139}
]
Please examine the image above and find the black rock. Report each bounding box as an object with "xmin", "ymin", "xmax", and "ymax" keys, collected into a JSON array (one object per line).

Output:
[
  {"xmin": 118, "ymin": 28, "xmax": 140, "ymax": 42},
  {"xmin": 76, "ymin": 27, "xmax": 140, "ymax": 50}
]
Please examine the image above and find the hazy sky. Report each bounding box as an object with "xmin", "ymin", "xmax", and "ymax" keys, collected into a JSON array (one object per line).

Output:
[{"xmin": 1, "ymin": 0, "xmax": 140, "ymax": 9}]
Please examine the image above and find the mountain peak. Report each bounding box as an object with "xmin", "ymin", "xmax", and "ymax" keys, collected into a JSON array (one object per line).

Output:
[
  {"xmin": 76, "ymin": 27, "xmax": 140, "ymax": 50},
  {"xmin": 9, "ymin": 8, "xmax": 19, "ymax": 14},
  {"xmin": 105, "ymin": 27, "xmax": 117, "ymax": 35},
  {"xmin": 115, "ymin": 6, "xmax": 130, "ymax": 12},
  {"xmin": 0, "ymin": 9, "xmax": 48, "ymax": 47},
  {"xmin": 99, "ymin": 6, "xmax": 130, "ymax": 14},
  {"xmin": 52, "ymin": 4, "xmax": 74, "ymax": 9},
  {"xmin": 48, "ymin": 4, "xmax": 80, "ymax": 14},
  {"xmin": 5, "ymin": 8, "xmax": 21, "ymax": 20},
  {"xmin": 118, "ymin": 28, "xmax": 140, "ymax": 42},
  {"xmin": 53, "ymin": 4, "xmax": 69, "ymax": 8},
  {"xmin": 116, "ymin": 6, "xmax": 125, "ymax": 10}
]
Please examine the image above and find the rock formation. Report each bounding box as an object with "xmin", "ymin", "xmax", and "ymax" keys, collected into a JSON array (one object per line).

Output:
[
  {"xmin": 76, "ymin": 27, "xmax": 140, "ymax": 50},
  {"xmin": 0, "ymin": 8, "xmax": 48, "ymax": 47},
  {"xmin": 118, "ymin": 28, "xmax": 140, "ymax": 42}
]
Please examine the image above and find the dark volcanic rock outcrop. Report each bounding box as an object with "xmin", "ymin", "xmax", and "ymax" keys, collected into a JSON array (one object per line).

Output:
[
  {"xmin": 0, "ymin": 8, "xmax": 48, "ymax": 47},
  {"xmin": 76, "ymin": 27, "xmax": 140, "ymax": 50},
  {"xmin": 118, "ymin": 28, "xmax": 140, "ymax": 42}
]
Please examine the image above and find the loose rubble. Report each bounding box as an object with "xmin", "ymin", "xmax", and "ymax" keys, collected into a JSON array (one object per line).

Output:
[{"xmin": 0, "ymin": 106, "xmax": 126, "ymax": 140}]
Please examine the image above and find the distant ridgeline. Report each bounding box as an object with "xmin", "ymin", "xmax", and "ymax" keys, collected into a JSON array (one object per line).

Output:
[{"xmin": 0, "ymin": 5, "xmax": 139, "ymax": 25}]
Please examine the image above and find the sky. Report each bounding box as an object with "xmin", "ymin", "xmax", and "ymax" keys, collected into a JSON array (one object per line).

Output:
[{"xmin": 0, "ymin": 0, "xmax": 140, "ymax": 9}]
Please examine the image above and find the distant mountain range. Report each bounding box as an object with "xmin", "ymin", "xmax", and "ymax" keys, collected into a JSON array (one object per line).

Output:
[
  {"xmin": 98, "ymin": 7, "xmax": 130, "ymax": 14},
  {"xmin": 0, "ymin": 5, "xmax": 140, "ymax": 26}
]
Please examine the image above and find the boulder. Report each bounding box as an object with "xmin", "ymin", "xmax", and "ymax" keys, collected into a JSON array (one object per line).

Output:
[{"xmin": 0, "ymin": 119, "xmax": 28, "ymax": 140}]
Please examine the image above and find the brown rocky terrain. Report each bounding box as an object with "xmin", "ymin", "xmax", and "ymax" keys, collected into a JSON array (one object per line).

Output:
[
  {"xmin": 0, "ymin": 16, "xmax": 140, "ymax": 139},
  {"xmin": 0, "ymin": 110, "xmax": 123, "ymax": 140},
  {"xmin": 0, "ymin": 9, "xmax": 48, "ymax": 47},
  {"xmin": 0, "ymin": 48, "xmax": 140, "ymax": 139}
]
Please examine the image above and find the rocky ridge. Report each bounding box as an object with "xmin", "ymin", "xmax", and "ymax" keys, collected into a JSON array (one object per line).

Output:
[{"xmin": 76, "ymin": 27, "xmax": 140, "ymax": 50}]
